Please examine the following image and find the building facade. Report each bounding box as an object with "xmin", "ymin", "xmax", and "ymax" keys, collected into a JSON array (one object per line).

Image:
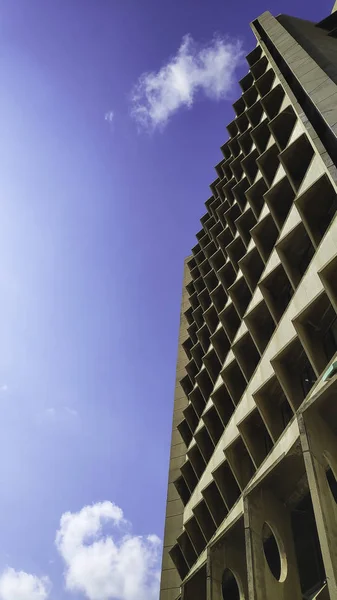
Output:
[{"xmin": 160, "ymin": 7, "xmax": 337, "ymax": 600}]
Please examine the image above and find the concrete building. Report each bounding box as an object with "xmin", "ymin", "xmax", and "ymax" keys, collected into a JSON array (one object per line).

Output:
[{"xmin": 159, "ymin": 6, "xmax": 337, "ymax": 600}]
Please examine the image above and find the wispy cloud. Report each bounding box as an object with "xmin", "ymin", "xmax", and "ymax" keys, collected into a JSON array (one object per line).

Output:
[
  {"xmin": 56, "ymin": 501, "xmax": 161, "ymax": 600},
  {"xmin": 0, "ymin": 568, "xmax": 51, "ymax": 600},
  {"xmin": 43, "ymin": 406, "xmax": 79, "ymax": 420},
  {"xmin": 105, "ymin": 110, "xmax": 115, "ymax": 130},
  {"xmin": 131, "ymin": 34, "xmax": 244, "ymax": 131},
  {"xmin": 64, "ymin": 406, "xmax": 78, "ymax": 418}
]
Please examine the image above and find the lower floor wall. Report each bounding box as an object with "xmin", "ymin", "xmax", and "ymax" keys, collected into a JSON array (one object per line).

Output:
[{"xmin": 180, "ymin": 377, "xmax": 337, "ymax": 600}]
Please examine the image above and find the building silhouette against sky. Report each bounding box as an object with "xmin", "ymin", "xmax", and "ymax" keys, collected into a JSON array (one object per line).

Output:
[{"xmin": 160, "ymin": 5, "xmax": 337, "ymax": 600}]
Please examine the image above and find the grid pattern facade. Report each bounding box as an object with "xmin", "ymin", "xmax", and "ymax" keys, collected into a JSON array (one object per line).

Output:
[{"xmin": 160, "ymin": 8, "xmax": 337, "ymax": 600}]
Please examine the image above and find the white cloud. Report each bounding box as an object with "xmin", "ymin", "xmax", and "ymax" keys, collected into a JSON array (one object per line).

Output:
[
  {"xmin": 45, "ymin": 407, "xmax": 56, "ymax": 418},
  {"xmin": 56, "ymin": 501, "xmax": 161, "ymax": 600},
  {"xmin": 131, "ymin": 33, "xmax": 244, "ymax": 130},
  {"xmin": 0, "ymin": 568, "xmax": 51, "ymax": 600},
  {"xmin": 65, "ymin": 406, "xmax": 78, "ymax": 418},
  {"xmin": 105, "ymin": 111, "xmax": 115, "ymax": 130}
]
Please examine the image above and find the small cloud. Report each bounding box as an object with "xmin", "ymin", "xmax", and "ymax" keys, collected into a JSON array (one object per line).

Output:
[
  {"xmin": 45, "ymin": 408, "xmax": 56, "ymax": 418},
  {"xmin": 0, "ymin": 385, "xmax": 8, "ymax": 392},
  {"xmin": 131, "ymin": 33, "xmax": 244, "ymax": 131},
  {"xmin": 64, "ymin": 407, "xmax": 78, "ymax": 418},
  {"xmin": 56, "ymin": 501, "xmax": 161, "ymax": 600},
  {"xmin": 0, "ymin": 568, "xmax": 51, "ymax": 600},
  {"xmin": 104, "ymin": 110, "xmax": 115, "ymax": 130}
]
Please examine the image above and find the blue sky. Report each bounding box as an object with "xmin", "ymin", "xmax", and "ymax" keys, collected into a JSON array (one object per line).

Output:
[{"xmin": 0, "ymin": 0, "xmax": 332, "ymax": 598}]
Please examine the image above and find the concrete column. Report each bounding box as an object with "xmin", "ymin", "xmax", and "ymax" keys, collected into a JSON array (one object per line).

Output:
[
  {"xmin": 299, "ymin": 410, "xmax": 337, "ymax": 598},
  {"xmin": 244, "ymin": 489, "xmax": 302, "ymax": 600}
]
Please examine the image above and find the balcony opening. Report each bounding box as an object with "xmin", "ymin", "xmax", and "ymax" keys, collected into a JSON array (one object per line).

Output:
[
  {"xmin": 184, "ymin": 403, "xmax": 198, "ymax": 434},
  {"xmin": 196, "ymin": 323, "xmax": 211, "ymax": 354},
  {"xmin": 264, "ymin": 175, "xmax": 295, "ymax": 230},
  {"xmin": 261, "ymin": 84, "xmax": 285, "ymax": 120},
  {"xmin": 184, "ymin": 516, "xmax": 207, "ymax": 555},
  {"xmin": 228, "ymin": 275, "xmax": 252, "ymax": 318},
  {"xmin": 268, "ymin": 106, "xmax": 297, "ymax": 151},
  {"xmin": 257, "ymin": 143, "xmax": 280, "ymax": 187},
  {"xmin": 238, "ymin": 128, "xmax": 253, "ymax": 156},
  {"xmin": 186, "ymin": 356, "xmax": 199, "ymax": 383},
  {"xmin": 198, "ymin": 287, "xmax": 211, "ymax": 312},
  {"xmin": 246, "ymin": 176, "xmax": 268, "ymax": 218},
  {"xmin": 188, "ymin": 444, "xmax": 206, "ymax": 479},
  {"xmin": 255, "ymin": 67, "xmax": 275, "ymax": 97},
  {"xmin": 195, "ymin": 426, "xmax": 215, "ymax": 463},
  {"xmin": 220, "ymin": 302, "xmax": 241, "ymax": 343},
  {"xmin": 242, "ymin": 148, "xmax": 259, "ymax": 184},
  {"xmin": 246, "ymin": 45, "xmax": 262, "ymax": 67},
  {"xmin": 211, "ymin": 324, "xmax": 230, "ymax": 363},
  {"xmin": 191, "ymin": 342, "xmax": 203, "ymax": 370},
  {"xmin": 194, "ymin": 499, "xmax": 216, "ymax": 542},
  {"xmin": 251, "ymin": 212, "xmax": 279, "ymax": 263},
  {"xmin": 174, "ymin": 475, "xmax": 190, "ymax": 506},
  {"xmin": 260, "ymin": 262, "xmax": 293, "ymax": 322},
  {"xmin": 236, "ymin": 207, "xmax": 257, "ymax": 247},
  {"xmin": 280, "ymin": 133, "xmax": 315, "ymax": 192},
  {"xmin": 277, "ymin": 221, "xmax": 315, "ymax": 289},
  {"xmin": 226, "ymin": 236, "xmax": 246, "ymax": 271},
  {"xmin": 213, "ymin": 459, "xmax": 241, "ymax": 509},
  {"xmin": 196, "ymin": 366, "xmax": 213, "ymax": 400},
  {"xmin": 203, "ymin": 481, "xmax": 228, "ymax": 527},
  {"xmin": 190, "ymin": 386, "xmax": 206, "ymax": 418},
  {"xmin": 243, "ymin": 85, "xmax": 259, "ymax": 109},
  {"xmin": 245, "ymin": 299, "xmax": 276, "ymax": 354},
  {"xmin": 169, "ymin": 544, "xmax": 189, "ymax": 580},
  {"xmin": 233, "ymin": 331, "xmax": 260, "ymax": 383},
  {"xmin": 239, "ymin": 71, "xmax": 254, "ymax": 92},
  {"xmin": 203, "ymin": 405, "xmax": 224, "ymax": 446},
  {"xmin": 250, "ymin": 118, "xmax": 271, "ymax": 154},
  {"xmin": 204, "ymin": 305, "xmax": 218, "ymax": 335},
  {"xmin": 251, "ymin": 55, "xmax": 268, "ymax": 80},
  {"xmin": 228, "ymin": 137, "xmax": 240, "ymax": 158},
  {"xmin": 233, "ymin": 96, "xmax": 246, "ymax": 116},
  {"xmin": 239, "ymin": 246, "xmax": 265, "ymax": 293},
  {"xmin": 227, "ymin": 119, "xmax": 238, "ymax": 139},
  {"xmin": 272, "ymin": 337, "xmax": 317, "ymax": 411},
  {"xmin": 181, "ymin": 459, "xmax": 198, "ymax": 493},
  {"xmin": 212, "ymin": 382, "xmax": 235, "ymax": 428},
  {"xmin": 218, "ymin": 261, "xmax": 237, "ymax": 291},
  {"xmin": 225, "ymin": 435, "xmax": 256, "ymax": 490},
  {"xmin": 296, "ymin": 174, "xmax": 337, "ymax": 248},
  {"xmin": 236, "ymin": 111, "xmax": 249, "ymax": 134},
  {"xmin": 246, "ymin": 100, "xmax": 264, "ymax": 128},
  {"xmin": 253, "ymin": 374, "xmax": 293, "ymax": 443},
  {"xmin": 211, "ymin": 283, "xmax": 228, "ymax": 314},
  {"xmin": 239, "ymin": 407, "xmax": 273, "ymax": 468},
  {"xmin": 217, "ymin": 227, "xmax": 234, "ymax": 255},
  {"xmin": 210, "ymin": 248, "xmax": 226, "ymax": 273},
  {"xmin": 293, "ymin": 290, "xmax": 337, "ymax": 376},
  {"xmin": 224, "ymin": 203, "xmax": 242, "ymax": 236},
  {"xmin": 233, "ymin": 177, "xmax": 249, "ymax": 212},
  {"xmin": 203, "ymin": 348, "xmax": 221, "ymax": 385}
]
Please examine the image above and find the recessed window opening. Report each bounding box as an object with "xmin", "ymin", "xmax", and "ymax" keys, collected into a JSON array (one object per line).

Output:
[
  {"xmin": 262, "ymin": 522, "xmax": 287, "ymax": 582},
  {"xmin": 222, "ymin": 568, "xmax": 241, "ymax": 600}
]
